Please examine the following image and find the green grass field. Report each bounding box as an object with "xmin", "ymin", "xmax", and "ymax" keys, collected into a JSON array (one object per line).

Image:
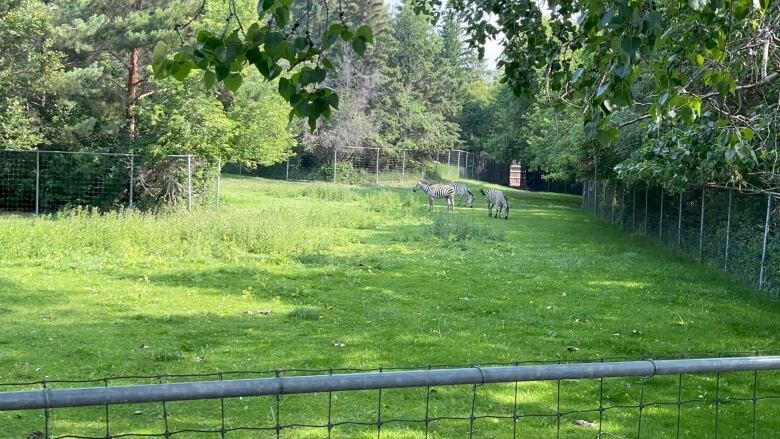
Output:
[{"xmin": 1, "ymin": 175, "xmax": 779, "ymax": 438}]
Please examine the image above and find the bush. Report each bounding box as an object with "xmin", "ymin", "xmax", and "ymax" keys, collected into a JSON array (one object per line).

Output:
[{"xmin": 322, "ymin": 162, "xmax": 372, "ymax": 185}]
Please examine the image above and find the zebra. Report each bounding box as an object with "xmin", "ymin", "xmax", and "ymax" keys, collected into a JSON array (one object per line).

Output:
[
  {"xmin": 450, "ymin": 182, "xmax": 475, "ymax": 207},
  {"xmin": 480, "ymin": 188, "xmax": 510, "ymax": 219},
  {"xmin": 413, "ymin": 181, "xmax": 455, "ymax": 212}
]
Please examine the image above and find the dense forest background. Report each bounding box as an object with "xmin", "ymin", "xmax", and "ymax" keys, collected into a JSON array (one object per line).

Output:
[
  {"xmin": 2, "ymin": 0, "xmax": 777, "ymax": 192},
  {"xmin": 0, "ymin": 0, "xmax": 566, "ymax": 173}
]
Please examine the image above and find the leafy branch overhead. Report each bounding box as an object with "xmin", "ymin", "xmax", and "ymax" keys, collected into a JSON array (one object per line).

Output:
[
  {"xmin": 413, "ymin": 0, "xmax": 777, "ymax": 152},
  {"xmin": 152, "ymin": 0, "xmax": 373, "ymax": 130}
]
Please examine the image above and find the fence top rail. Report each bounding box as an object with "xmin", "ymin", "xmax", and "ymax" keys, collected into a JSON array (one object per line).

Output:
[
  {"xmin": 1, "ymin": 356, "xmax": 778, "ymax": 411},
  {"xmin": 590, "ymin": 179, "xmax": 780, "ymax": 197},
  {"xmin": 0, "ymin": 149, "xmax": 192, "ymax": 158}
]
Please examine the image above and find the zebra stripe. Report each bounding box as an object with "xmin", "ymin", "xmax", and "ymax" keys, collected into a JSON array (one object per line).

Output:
[
  {"xmin": 480, "ymin": 188, "xmax": 510, "ymax": 219},
  {"xmin": 414, "ymin": 181, "xmax": 455, "ymax": 211},
  {"xmin": 449, "ymin": 183, "xmax": 475, "ymax": 207}
]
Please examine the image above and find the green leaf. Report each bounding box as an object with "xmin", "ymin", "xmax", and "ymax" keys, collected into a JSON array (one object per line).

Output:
[
  {"xmin": 215, "ymin": 64, "xmax": 230, "ymax": 81},
  {"xmin": 322, "ymin": 30, "xmax": 340, "ymax": 49},
  {"xmin": 596, "ymin": 83, "xmax": 610, "ymax": 97},
  {"xmin": 322, "ymin": 57, "xmax": 333, "ymax": 69},
  {"xmin": 354, "ymin": 25, "xmax": 374, "ymax": 43},
  {"xmin": 246, "ymin": 23, "xmax": 265, "ymax": 45},
  {"xmin": 352, "ymin": 37, "xmax": 367, "ymax": 56},
  {"xmin": 659, "ymin": 90, "xmax": 670, "ymax": 106},
  {"xmin": 328, "ymin": 23, "xmax": 347, "ymax": 34},
  {"xmin": 599, "ymin": 9, "xmax": 615, "ymax": 28},
  {"xmin": 223, "ymin": 73, "xmax": 243, "ymax": 92},
  {"xmin": 596, "ymin": 127, "xmax": 618, "ymax": 146},
  {"xmin": 274, "ymin": 6, "xmax": 290, "ymax": 28},
  {"xmin": 620, "ymin": 37, "xmax": 641, "ymax": 57},
  {"xmin": 172, "ymin": 61, "xmax": 194, "ymax": 81},
  {"xmin": 278, "ymin": 78, "xmax": 296, "ymax": 100},
  {"xmin": 203, "ymin": 70, "xmax": 216, "ymax": 89},
  {"xmin": 571, "ymin": 67, "xmax": 584, "ymax": 83},
  {"xmin": 259, "ymin": 0, "xmax": 274, "ymax": 13},
  {"xmin": 152, "ymin": 42, "xmax": 167, "ymax": 76},
  {"xmin": 695, "ymin": 54, "xmax": 704, "ymax": 67},
  {"xmin": 323, "ymin": 90, "xmax": 339, "ymax": 109},
  {"xmin": 265, "ymin": 32, "xmax": 284, "ymax": 47},
  {"xmin": 294, "ymin": 37, "xmax": 309, "ymax": 50}
]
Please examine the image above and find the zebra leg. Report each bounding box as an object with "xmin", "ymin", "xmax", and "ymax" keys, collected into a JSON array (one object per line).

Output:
[
  {"xmin": 487, "ymin": 202, "xmax": 492, "ymax": 217},
  {"xmin": 448, "ymin": 196, "xmax": 454, "ymax": 212},
  {"xmin": 428, "ymin": 197, "xmax": 433, "ymax": 212}
]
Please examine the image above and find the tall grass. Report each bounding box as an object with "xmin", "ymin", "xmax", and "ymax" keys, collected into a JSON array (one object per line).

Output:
[
  {"xmin": 0, "ymin": 202, "xmax": 385, "ymax": 266},
  {"xmin": 426, "ymin": 214, "xmax": 505, "ymax": 248}
]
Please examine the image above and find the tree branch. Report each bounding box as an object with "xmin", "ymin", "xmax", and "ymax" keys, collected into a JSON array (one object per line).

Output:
[
  {"xmin": 698, "ymin": 70, "xmax": 780, "ymax": 98},
  {"xmin": 617, "ymin": 114, "xmax": 651, "ymax": 128}
]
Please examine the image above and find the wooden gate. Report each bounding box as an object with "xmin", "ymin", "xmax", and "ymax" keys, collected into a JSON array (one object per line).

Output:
[{"xmin": 509, "ymin": 163, "xmax": 524, "ymax": 188}]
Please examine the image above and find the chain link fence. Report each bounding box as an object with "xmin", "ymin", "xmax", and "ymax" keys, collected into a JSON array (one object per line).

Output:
[
  {"xmin": 224, "ymin": 147, "xmax": 509, "ymax": 187},
  {"xmin": 0, "ymin": 150, "xmax": 220, "ymax": 214},
  {"xmin": 584, "ymin": 179, "xmax": 780, "ymax": 296}
]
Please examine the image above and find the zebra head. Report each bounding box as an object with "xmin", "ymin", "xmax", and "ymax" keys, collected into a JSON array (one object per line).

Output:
[
  {"xmin": 413, "ymin": 182, "xmax": 428, "ymax": 192},
  {"xmin": 480, "ymin": 189, "xmax": 487, "ymax": 196}
]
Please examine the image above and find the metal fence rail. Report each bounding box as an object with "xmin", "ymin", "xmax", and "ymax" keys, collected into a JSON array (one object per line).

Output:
[{"xmin": 3, "ymin": 354, "xmax": 780, "ymax": 438}]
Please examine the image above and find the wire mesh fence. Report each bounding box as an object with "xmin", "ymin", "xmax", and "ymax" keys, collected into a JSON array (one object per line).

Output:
[
  {"xmin": 0, "ymin": 150, "xmax": 220, "ymax": 214},
  {"xmin": 1, "ymin": 353, "xmax": 779, "ymax": 438},
  {"xmin": 224, "ymin": 147, "xmax": 509, "ymax": 187},
  {"xmin": 584, "ymin": 179, "xmax": 780, "ymax": 296}
]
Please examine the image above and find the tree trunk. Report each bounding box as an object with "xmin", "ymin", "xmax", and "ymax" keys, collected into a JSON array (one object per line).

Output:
[{"xmin": 126, "ymin": 0, "xmax": 143, "ymax": 144}]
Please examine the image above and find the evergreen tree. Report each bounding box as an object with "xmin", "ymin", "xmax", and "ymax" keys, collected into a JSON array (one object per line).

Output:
[{"xmin": 51, "ymin": 0, "xmax": 193, "ymax": 146}]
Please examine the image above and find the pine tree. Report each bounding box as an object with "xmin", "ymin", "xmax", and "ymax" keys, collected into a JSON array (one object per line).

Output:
[{"xmin": 51, "ymin": 0, "xmax": 194, "ymax": 147}]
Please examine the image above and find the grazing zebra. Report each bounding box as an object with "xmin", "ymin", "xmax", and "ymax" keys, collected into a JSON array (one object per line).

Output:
[
  {"xmin": 413, "ymin": 181, "xmax": 455, "ymax": 212},
  {"xmin": 480, "ymin": 188, "xmax": 510, "ymax": 219},
  {"xmin": 450, "ymin": 182, "xmax": 475, "ymax": 207}
]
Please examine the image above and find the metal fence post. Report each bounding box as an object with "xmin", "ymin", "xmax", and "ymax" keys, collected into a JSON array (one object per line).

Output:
[
  {"xmin": 632, "ymin": 187, "xmax": 636, "ymax": 232},
  {"xmin": 35, "ymin": 150, "xmax": 40, "ymax": 215},
  {"xmin": 216, "ymin": 158, "xmax": 221, "ymax": 208},
  {"xmin": 456, "ymin": 151, "xmax": 461, "ymax": 179},
  {"xmin": 677, "ymin": 192, "xmax": 683, "ymax": 250},
  {"xmin": 659, "ymin": 189, "xmax": 664, "ymax": 240},
  {"xmin": 187, "ymin": 154, "xmax": 193, "ymax": 211},
  {"xmin": 401, "ymin": 150, "xmax": 406, "ymax": 183},
  {"xmin": 699, "ymin": 187, "xmax": 705, "ymax": 261},
  {"xmin": 333, "ymin": 146, "xmax": 337, "ymax": 183},
  {"xmin": 129, "ymin": 154, "xmax": 134, "ymax": 209},
  {"xmin": 644, "ymin": 184, "xmax": 649, "ymax": 235},
  {"xmin": 620, "ymin": 186, "xmax": 625, "ymax": 228},
  {"xmin": 285, "ymin": 157, "xmax": 290, "ymax": 181},
  {"xmin": 594, "ymin": 178, "xmax": 598, "ymax": 215},
  {"xmin": 610, "ymin": 184, "xmax": 615, "ymax": 223},
  {"xmin": 724, "ymin": 189, "xmax": 732, "ymax": 272},
  {"xmin": 759, "ymin": 194, "xmax": 771, "ymax": 290},
  {"xmin": 375, "ymin": 148, "xmax": 380, "ymax": 185}
]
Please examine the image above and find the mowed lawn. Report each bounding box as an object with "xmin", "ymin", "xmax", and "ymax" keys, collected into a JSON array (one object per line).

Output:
[{"xmin": 1, "ymin": 175, "xmax": 779, "ymax": 438}]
